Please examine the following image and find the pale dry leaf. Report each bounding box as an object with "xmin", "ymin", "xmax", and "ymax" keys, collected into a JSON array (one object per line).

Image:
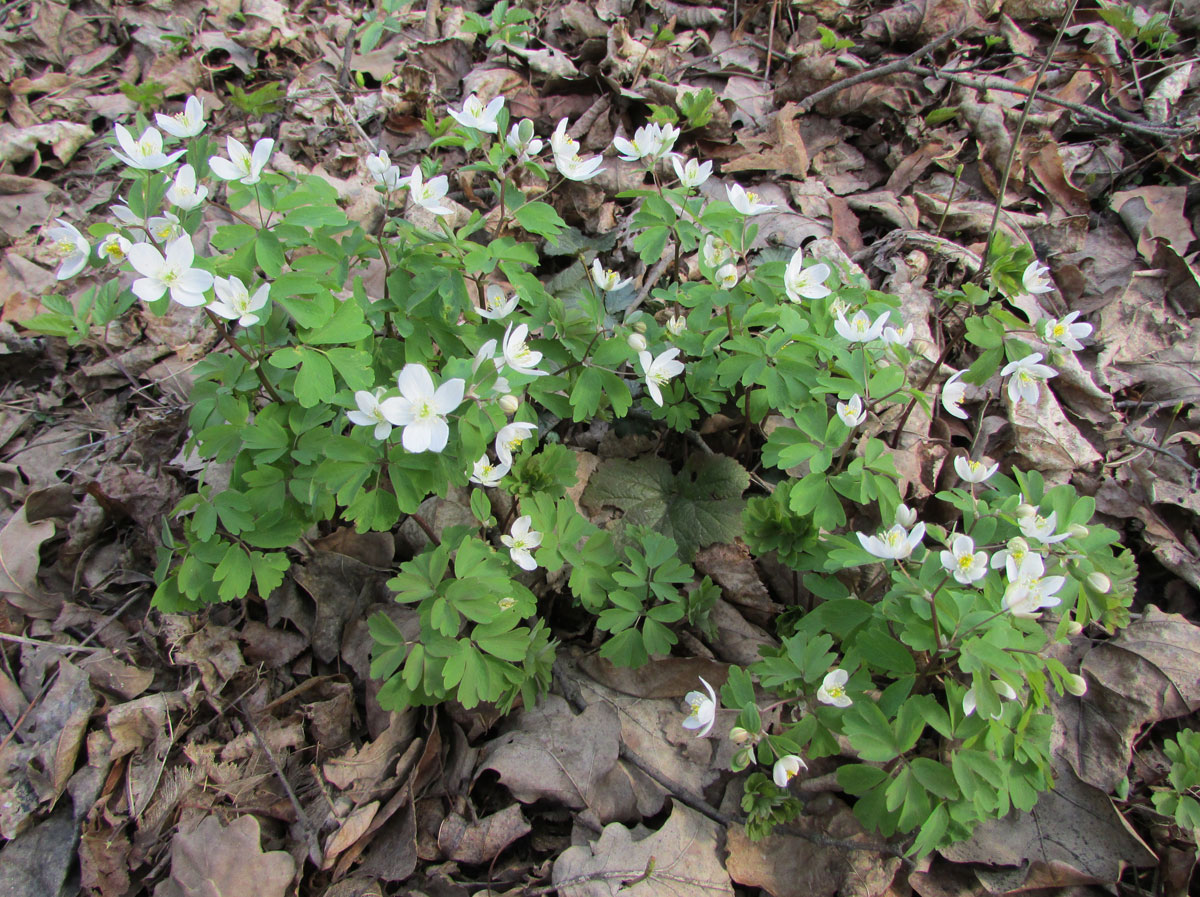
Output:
[
  {"xmin": 1005, "ymin": 384, "xmax": 1102, "ymax": 475},
  {"xmin": 154, "ymin": 815, "xmax": 296, "ymax": 897},
  {"xmin": 0, "ymin": 504, "xmax": 57, "ymax": 617},
  {"xmin": 553, "ymin": 803, "xmax": 734, "ymax": 897},
  {"xmin": 323, "ymin": 712, "xmax": 412, "ymax": 791},
  {"xmin": 1109, "ymin": 185, "xmax": 1195, "ymax": 261},
  {"xmin": 0, "ymin": 121, "xmax": 92, "ymax": 166},
  {"xmin": 1145, "ymin": 62, "xmax": 1191, "ymax": 123},
  {"xmin": 321, "ymin": 801, "xmax": 379, "ymax": 869},
  {"xmin": 437, "ymin": 803, "xmax": 531, "ymax": 865}
]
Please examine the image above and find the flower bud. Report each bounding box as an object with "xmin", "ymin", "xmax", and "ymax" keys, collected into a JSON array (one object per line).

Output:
[
  {"xmin": 627, "ymin": 332, "xmax": 648, "ymax": 351},
  {"xmin": 633, "ymin": 319, "xmax": 648, "ymax": 334},
  {"xmin": 499, "ymin": 394, "xmax": 520, "ymax": 414},
  {"xmin": 1015, "ymin": 503, "xmax": 1037, "ymax": 519},
  {"xmin": 729, "ymin": 726, "xmax": 752, "ymax": 745},
  {"xmin": 1068, "ymin": 523, "xmax": 1089, "ymax": 539},
  {"xmin": 1066, "ymin": 619, "xmax": 1083, "ymax": 636},
  {"xmin": 1007, "ymin": 537, "xmax": 1029, "ymax": 555},
  {"xmin": 1087, "ymin": 572, "xmax": 1111, "ymax": 593},
  {"xmin": 666, "ymin": 315, "xmax": 685, "ymax": 336},
  {"xmin": 1064, "ymin": 673, "xmax": 1088, "ymax": 696}
]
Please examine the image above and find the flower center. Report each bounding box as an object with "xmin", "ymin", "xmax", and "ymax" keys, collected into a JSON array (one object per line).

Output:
[
  {"xmin": 827, "ymin": 684, "xmax": 845, "ymax": 699},
  {"xmin": 415, "ymin": 401, "xmax": 436, "ymax": 420},
  {"xmin": 884, "ymin": 531, "xmax": 903, "ymax": 548},
  {"xmin": 57, "ymin": 239, "xmax": 77, "ymax": 256},
  {"xmin": 958, "ymin": 555, "xmax": 975, "ymax": 572},
  {"xmin": 104, "ymin": 242, "xmax": 125, "ymax": 260},
  {"xmin": 498, "ymin": 596, "xmax": 516, "ymax": 611},
  {"xmin": 1052, "ymin": 324, "xmax": 1066, "ymax": 338},
  {"xmin": 746, "ymin": 191, "xmax": 758, "ymax": 204}
]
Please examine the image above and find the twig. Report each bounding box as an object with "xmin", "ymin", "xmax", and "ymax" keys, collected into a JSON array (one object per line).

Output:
[
  {"xmin": 409, "ymin": 512, "xmax": 440, "ymax": 545},
  {"xmin": 0, "ymin": 632, "xmax": 106, "ymax": 653},
  {"xmin": 204, "ymin": 308, "xmax": 284, "ymax": 404},
  {"xmin": 797, "ymin": 28, "xmax": 963, "ymax": 113},
  {"xmin": 241, "ymin": 705, "xmax": 323, "ymax": 863},
  {"xmin": 320, "ymin": 74, "xmax": 378, "ymax": 151}
]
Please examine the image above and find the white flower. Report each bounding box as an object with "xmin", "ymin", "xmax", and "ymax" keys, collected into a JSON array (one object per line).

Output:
[
  {"xmin": 963, "ymin": 680, "xmax": 1017, "ymax": 718},
  {"xmin": 784, "ymin": 247, "xmax": 831, "ymax": 302},
  {"xmin": 895, "ymin": 503, "xmax": 918, "ymax": 528},
  {"xmin": 613, "ymin": 122, "xmax": 679, "ymax": 162},
  {"xmin": 835, "ymin": 309, "xmax": 890, "ymax": 343},
  {"xmin": 155, "ymin": 95, "xmax": 206, "ymax": 139},
  {"xmin": 448, "ymin": 94, "xmax": 504, "ymax": 133},
  {"xmin": 209, "ymin": 136, "xmax": 274, "ymax": 186},
  {"xmin": 1018, "ymin": 509, "xmax": 1069, "ymax": 544},
  {"xmin": 1002, "ymin": 552, "xmax": 1065, "ymax": 618},
  {"xmin": 502, "ymin": 323, "xmax": 546, "ymax": 376},
  {"xmin": 348, "ymin": 387, "xmax": 395, "ymax": 440},
  {"xmin": 166, "ymin": 164, "xmax": 209, "ymax": 211},
  {"xmin": 882, "ymin": 324, "xmax": 913, "ymax": 348},
  {"xmin": 1022, "ymin": 260, "xmax": 1053, "ymax": 295},
  {"xmin": 550, "ymin": 118, "xmax": 604, "ymax": 181},
  {"xmin": 478, "ymin": 285, "xmax": 519, "ymax": 319},
  {"xmin": 954, "ymin": 456, "xmax": 999, "ymax": 484},
  {"xmin": 857, "ymin": 522, "xmax": 926, "ymax": 560},
  {"xmin": 498, "ymin": 394, "xmax": 520, "ymax": 415},
  {"xmin": 470, "ymin": 455, "xmax": 510, "ymax": 487},
  {"xmin": 1041, "ymin": 311, "xmax": 1092, "ymax": 352},
  {"xmin": 128, "ymin": 236, "xmax": 213, "ymax": 307},
  {"xmin": 1000, "ymin": 353, "xmax": 1057, "ymax": 405},
  {"xmin": 940, "ymin": 534, "xmax": 988, "ymax": 585},
  {"xmin": 666, "ymin": 314, "xmax": 686, "ymax": 336},
  {"xmin": 366, "ymin": 150, "xmax": 403, "ymax": 190},
  {"xmin": 110, "ymin": 202, "xmax": 143, "ymax": 228},
  {"xmin": 591, "ymin": 259, "xmax": 631, "ymax": 292},
  {"xmin": 111, "ymin": 124, "xmax": 183, "ymax": 170},
  {"xmin": 402, "ymin": 165, "xmax": 451, "ymax": 216},
  {"xmin": 817, "ymin": 669, "xmax": 852, "ymax": 707},
  {"xmin": 726, "ymin": 183, "xmax": 774, "ymax": 215},
  {"xmin": 47, "ymin": 219, "xmax": 90, "ymax": 280},
  {"xmin": 941, "ymin": 371, "xmax": 969, "ymax": 420},
  {"xmin": 378, "ymin": 363, "xmax": 466, "ymax": 453},
  {"xmin": 701, "ymin": 235, "xmax": 733, "ymax": 269},
  {"xmin": 681, "ymin": 677, "xmax": 717, "ymax": 737},
  {"xmin": 773, "ymin": 754, "xmax": 807, "ymax": 788},
  {"xmin": 506, "ymin": 121, "xmax": 543, "ymax": 159},
  {"xmin": 627, "ymin": 332, "xmax": 647, "ymax": 352},
  {"xmin": 495, "ymin": 421, "xmax": 537, "ymax": 466},
  {"xmin": 715, "ymin": 263, "xmax": 740, "ymax": 289},
  {"xmin": 639, "ymin": 348, "xmax": 685, "ymax": 406},
  {"xmin": 501, "ymin": 515, "xmax": 542, "ymax": 571},
  {"xmin": 990, "ymin": 537, "xmax": 1030, "ymax": 572},
  {"xmin": 148, "ymin": 211, "xmax": 183, "ymax": 243},
  {"xmin": 97, "ymin": 233, "xmax": 132, "ymax": 265},
  {"xmin": 209, "ymin": 275, "xmax": 269, "ymax": 326},
  {"xmin": 671, "ymin": 155, "xmax": 712, "ymax": 188},
  {"xmin": 836, "ymin": 394, "xmax": 866, "ymax": 427}
]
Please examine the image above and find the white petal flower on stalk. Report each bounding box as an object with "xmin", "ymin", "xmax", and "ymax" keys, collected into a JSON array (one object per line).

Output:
[
  {"xmin": 209, "ymin": 136, "xmax": 274, "ymax": 186},
  {"xmin": 495, "ymin": 421, "xmax": 537, "ymax": 466},
  {"xmin": 666, "ymin": 314, "xmax": 686, "ymax": 337},
  {"xmin": 882, "ymin": 324, "xmax": 913, "ymax": 349},
  {"xmin": 1002, "ymin": 552, "xmax": 1065, "ymax": 618},
  {"xmin": 378, "ymin": 363, "xmax": 466, "ymax": 453},
  {"xmin": 613, "ymin": 122, "xmax": 679, "ymax": 162},
  {"xmin": 701, "ymin": 235, "xmax": 733, "ymax": 269},
  {"xmin": 941, "ymin": 371, "xmax": 969, "ymax": 420},
  {"xmin": 639, "ymin": 348, "xmax": 685, "ymax": 407},
  {"xmin": 469, "ymin": 455, "xmax": 510, "ymax": 487},
  {"xmin": 1022, "ymin": 260, "xmax": 1054, "ymax": 294},
  {"xmin": 506, "ymin": 121, "xmax": 543, "ymax": 160},
  {"xmin": 836, "ymin": 394, "xmax": 866, "ymax": 428},
  {"xmin": 471, "ymin": 339, "xmax": 511, "ymax": 395},
  {"xmin": 895, "ymin": 503, "xmax": 918, "ymax": 528},
  {"xmin": 402, "ymin": 165, "xmax": 452, "ymax": 215},
  {"xmin": 128, "ymin": 236, "xmax": 213, "ymax": 307},
  {"xmin": 1041, "ymin": 311, "xmax": 1092, "ymax": 352},
  {"xmin": 155, "ymin": 95, "xmax": 206, "ymax": 139},
  {"xmin": 990, "ymin": 536, "xmax": 1030, "ymax": 572},
  {"xmin": 365, "ymin": 150, "xmax": 403, "ymax": 190},
  {"xmin": 715, "ymin": 263, "xmax": 740, "ymax": 289},
  {"xmin": 111, "ymin": 124, "xmax": 183, "ymax": 170},
  {"xmin": 773, "ymin": 754, "xmax": 807, "ymax": 788},
  {"xmin": 784, "ymin": 247, "xmax": 831, "ymax": 302},
  {"xmin": 502, "ymin": 323, "xmax": 546, "ymax": 376},
  {"xmin": 817, "ymin": 669, "xmax": 852, "ymax": 707},
  {"xmin": 1018, "ymin": 509, "xmax": 1070, "ymax": 544},
  {"xmin": 590, "ymin": 259, "xmax": 631, "ymax": 292},
  {"xmin": 954, "ymin": 456, "xmax": 999, "ymax": 484},
  {"xmin": 347, "ymin": 387, "xmax": 395, "ymax": 440},
  {"xmin": 166, "ymin": 164, "xmax": 209, "ymax": 211},
  {"xmin": 478, "ymin": 285, "xmax": 519, "ymax": 319},
  {"xmin": 500, "ymin": 515, "xmax": 542, "ymax": 571},
  {"xmin": 627, "ymin": 332, "xmax": 647, "ymax": 352},
  {"xmin": 97, "ymin": 233, "xmax": 132, "ymax": 266},
  {"xmin": 148, "ymin": 211, "xmax": 183, "ymax": 243},
  {"xmin": 726, "ymin": 183, "xmax": 775, "ymax": 215},
  {"xmin": 209, "ymin": 275, "xmax": 270, "ymax": 327},
  {"xmin": 963, "ymin": 680, "xmax": 1017, "ymax": 719},
  {"xmin": 940, "ymin": 534, "xmax": 989, "ymax": 584},
  {"xmin": 681, "ymin": 677, "xmax": 717, "ymax": 737},
  {"xmin": 671, "ymin": 155, "xmax": 712, "ymax": 188},
  {"xmin": 47, "ymin": 219, "xmax": 90, "ymax": 280},
  {"xmin": 835, "ymin": 309, "xmax": 890, "ymax": 343},
  {"xmin": 550, "ymin": 118, "xmax": 604, "ymax": 182},
  {"xmin": 1000, "ymin": 353, "xmax": 1057, "ymax": 405},
  {"xmin": 111, "ymin": 202, "xmax": 143, "ymax": 228},
  {"xmin": 447, "ymin": 94, "xmax": 504, "ymax": 133},
  {"xmin": 857, "ymin": 522, "xmax": 926, "ymax": 560}
]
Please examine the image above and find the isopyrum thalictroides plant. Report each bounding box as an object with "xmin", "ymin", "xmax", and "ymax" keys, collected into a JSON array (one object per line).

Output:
[{"xmin": 32, "ymin": 90, "xmax": 1134, "ymax": 855}]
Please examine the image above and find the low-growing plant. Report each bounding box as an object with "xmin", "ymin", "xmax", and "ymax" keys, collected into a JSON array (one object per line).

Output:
[
  {"xmin": 31, "ymin": 84, "xmax": 1134, "ymax": 857},
  {"xmin": 1152, "ymin": 729, "xmax": 1200, "ymax": 844}
]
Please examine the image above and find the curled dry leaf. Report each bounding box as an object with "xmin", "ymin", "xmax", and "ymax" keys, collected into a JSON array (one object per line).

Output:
[{"xmin": 153, "ymin": 815, "xmax": 296, "ymax": 897}]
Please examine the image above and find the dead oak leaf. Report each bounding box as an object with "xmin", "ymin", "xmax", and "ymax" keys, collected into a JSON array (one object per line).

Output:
[
  {"xmin": 1110, "ymin": 185, "xmax": 1195, "ymax": 261},
  {"xmin": 723, "ymin": 102, "xmax": 809, "ymax": 179},
  {"xmin": 153, "ymin": 815, "xmax": 295, "ymax": 897}
]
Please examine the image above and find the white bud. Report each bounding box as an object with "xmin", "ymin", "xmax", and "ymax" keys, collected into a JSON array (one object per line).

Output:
[
  {"xmin": 729, "ymin": 726, "xmax": 752, "ymax": 745},
  {"xmin": 1068, "ymin": 523, "xmax": 1089, "ymax": 539},
  {"xmin": 499, "ymin": 394, "xmax": 520, "ymax": 414},
  {"xmin": 1064, "ymin": 673, "xmax": 1088, "ymax": 696},
  {"xmin": 1015, "ymin": 503, "xmax": 1037, "ymax": 519},
  {"xmin": 1087, "ymin": 572, "xmax": 1111, "ymax": 593},
  {"xmin": 633, "ymin": 319, "xmax": 648, "ymax": 334},
  {"xmin": 1066, "ymin": 620, "xmax": 1083, "ymax": 636},
  {"xmin": 627, "ymin": 332, "xmax": 648, "ymax": 351}
]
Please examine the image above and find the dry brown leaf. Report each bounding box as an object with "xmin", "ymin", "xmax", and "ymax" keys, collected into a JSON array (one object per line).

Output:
[
  {"xmin": 0, "ymin": 504, "xmax": 57, "ymax": 618},
  {"xmin": 1005, "ymin": 384, "xmax": 1102, "ymax": 475},
  {"xmin": 323, "ymin": 712, "xmax": 412, "ymax": 791},
  {"xmin": 153, "ymin": 815, "xmax": 296, "ymax": 897},
  {"xmin": 723, "ymin": 102, "xmax": 809, "ymax": 179},
  {"xmin": 1109, "ymin": 185, "xmax": 1195, "ymax": 261},
  {"xmin": 575, "ymin": 655, "xmax": 727, "ymax": 699},
  {"xmin": 437, "ymin": 803, "xmax": 530, "ymax": 864},
  {"xmin": 322, "ymin": 801, "xmax": 380, "ymax": 869},
  {"xmin": 0, "ymin": 121, "xmax": 92, "ymax": 167}
]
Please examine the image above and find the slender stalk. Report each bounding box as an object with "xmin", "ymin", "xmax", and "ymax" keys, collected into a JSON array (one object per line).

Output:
[{"xmin": 204, "ymin": 308, "xmax": 284, "ymax": 403}]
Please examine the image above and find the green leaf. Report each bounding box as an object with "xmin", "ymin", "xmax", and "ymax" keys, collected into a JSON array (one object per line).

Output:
[
  {"xmin": 293, "ymin": 348, "xmax": 335, "ymax": 407},
  {"xmin": 303, "ymin": 299, "xmax": 372, "ymax": 345},
  {"xmin": 581, "ymin": 454, "xmax": 749, "ymax": 560},
  {"xmin": 214, "ymin": 543, "xmax": 253, "ymax": 601},
  {"xmin": 513, "ymin": 201, "xmax": 566, "ymax": 243},
  {"xmin": 255, "ymin": 230, "xmax": 286, "ymax": 278},
  {"xmin": 282, "ymin": 205, "xmax": 349, "ymax": 227}
]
